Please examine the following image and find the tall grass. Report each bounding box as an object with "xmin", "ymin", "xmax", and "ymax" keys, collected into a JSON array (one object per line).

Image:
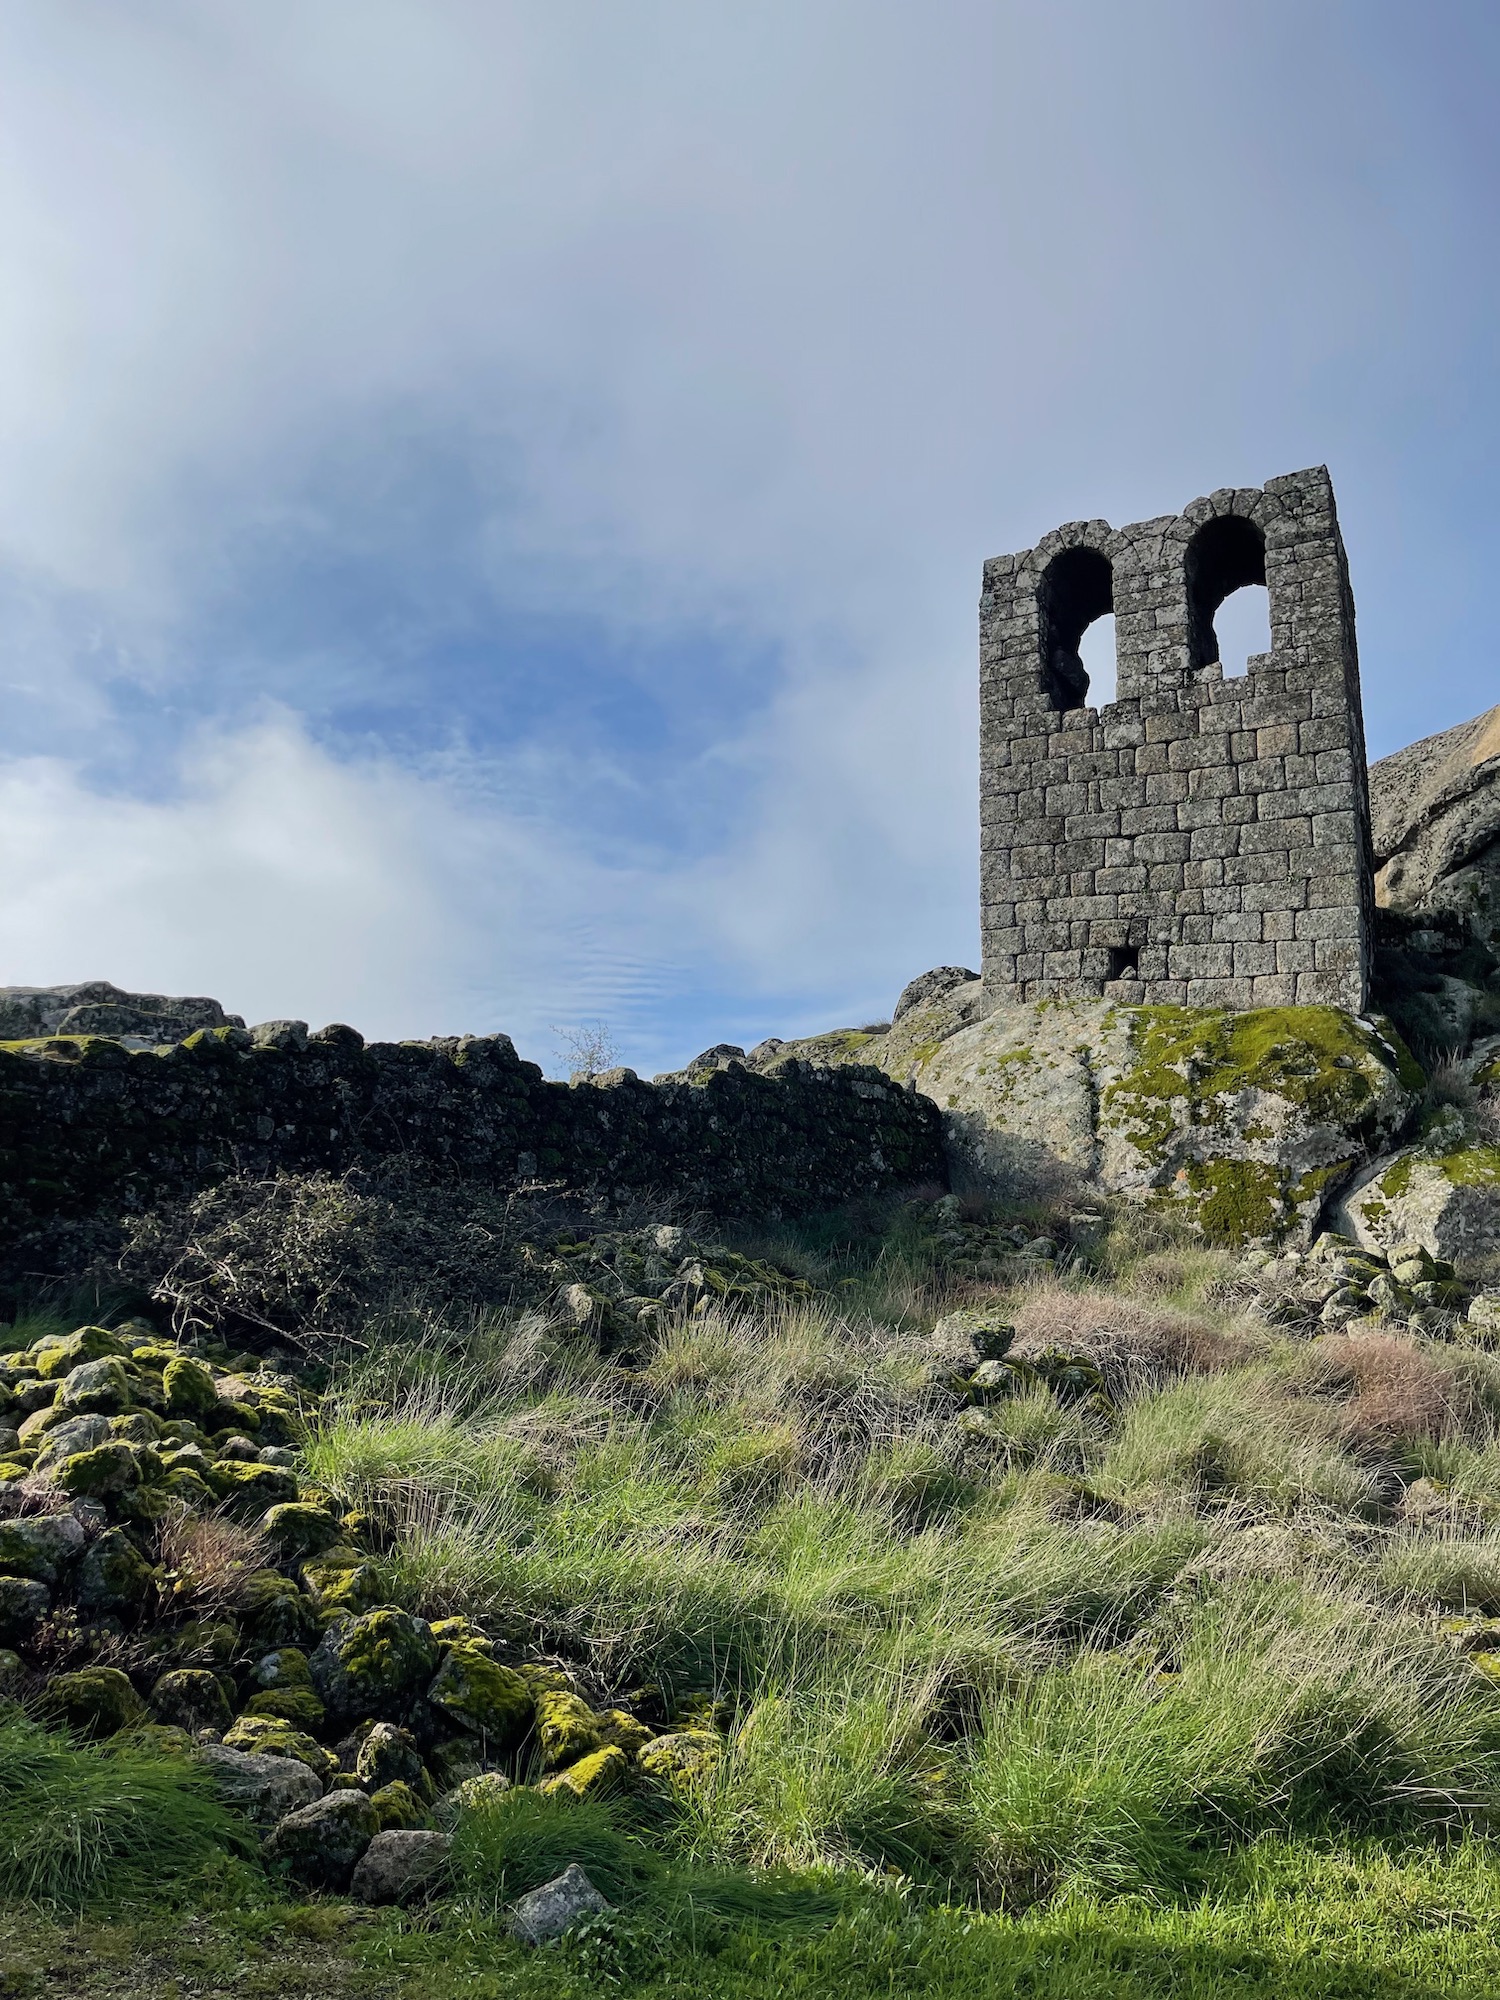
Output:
[
  {"xmin": 298, "ymin": 1212, "xmax": 1500, "ymax": 1907},
  {"xmin": 0, "ymin": 1716, "xmax": 251, "ymax": 1907}
]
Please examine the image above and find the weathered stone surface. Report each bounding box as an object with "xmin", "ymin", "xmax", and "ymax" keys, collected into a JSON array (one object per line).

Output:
[
  {"xmin": 350, "ymin": 1828, "xmax": 451, "ymax": 1904},
  {"xmin": 1334, "ymin": 1145, "xmax": 1500, "ymax": 1263},
  {"xmin": 758, "ymin": 986, "xmax": 1421, "ymax": 1242},
  {"xmin": 75, "ymin": 1526, "xmax": 154, "ymax": 1612},
  {"xmin": 0, "ymin": 1574, "xmax": 49, "ymax": 1640},
  {"xmin": 40, "ymin": 1665, "xmax": 146, "ymax": 1736},
  {"xmin": 426, "ymin": 1641, "xmax": 533, "ymax": 1750},
  {"xmin": 1371, "ymin": 703, "xmax": 1500, "ymax": 948},
  {"xmin": 509, "ymin": 1863, "xmax": 610, "ymax": 1945},
  {"xmin": 56, "ymin": 1359, "xmax": 132, "ymax": 1416},
  {"xmin": 893, "ymin": 967, "xmax": 981, "ymax": 1021},
  {"xmin": 197, "ymin": 1743, "xmax": 323, "ymax": 1827},
  {"xmin": 356, "ymin": 1722, "xmax": 428, "ymax": 1793},
  {"xmin": 0, "ymin": 980, "xmax": 242, "ymax": 1047},
  {"xmin": 31, "ymin": 1415, "xmax": 111, "ymax": 1468},
  {"xmin": 258, "ymin": 1501, "xmax": 342, "ymax": 1559},
  {"xmin": 150, "ymin": 1667, "xmax": 233, "ymax": 1733},
  {"xmin": 310, "ymin": 1609, "xmax": 441, "ymax": 1727},
  {"xmin": 264, "ymin": 1788, "xmax": 377, "ymax": 1890},
  {"xmin": 223, "ymin": 1713, "xmax": 339, "ymax": 1780},
  {"xmin": 0, "ymin": 1510, "xmax": 85, "ymax": 1583}
]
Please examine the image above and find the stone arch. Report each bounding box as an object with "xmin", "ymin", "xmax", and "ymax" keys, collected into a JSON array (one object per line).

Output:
[
  {"xmin": 1184, "ymin": 510, "xmax": 1268, "ymax": 673},
  {"xmin": 1036, "ymin": 543, "xmax": 1114, "ymax": 712}
]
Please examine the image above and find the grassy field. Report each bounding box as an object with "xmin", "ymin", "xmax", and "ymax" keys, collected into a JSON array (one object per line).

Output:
[{"xmin": 6, "ymin": 1194, "xmax": 1500, "ymax": 1995}]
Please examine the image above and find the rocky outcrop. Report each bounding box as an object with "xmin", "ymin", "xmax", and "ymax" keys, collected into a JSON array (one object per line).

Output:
[
  {"xmin": 1371, "ymin": 703, "xmax": 1500, "ymax": 948},
  {"xmin": 1334, "ymin": 1143, "xmax": 1500, "ymax": 1265},
  {"xmin": 0, "ymin": 981, "xmax": 242, "ymax": 1048},
  {"xmin": 748, "ymin": 978, "xmax": 1423, "ymax": 1244}
]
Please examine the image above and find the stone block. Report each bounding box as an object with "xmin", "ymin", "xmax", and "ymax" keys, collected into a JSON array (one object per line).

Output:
[{"xmin": 1232, "ymin": 942, "xmax": 1277, "ymax": 975}]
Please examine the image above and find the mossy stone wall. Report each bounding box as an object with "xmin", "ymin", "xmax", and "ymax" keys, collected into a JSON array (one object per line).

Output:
[{"xmin": 0, "ymin": 1028, "xmax": 944, "ymax": 1243}]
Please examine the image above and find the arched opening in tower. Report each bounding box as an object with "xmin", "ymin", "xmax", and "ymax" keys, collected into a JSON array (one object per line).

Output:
[
  {"xmin": 1186, "ymin": 514, "xmax": 1269, "ymax": 679},
  {"xmin": 1038, "ymin": 546, "xmax": 1114, "ymax": 712}
]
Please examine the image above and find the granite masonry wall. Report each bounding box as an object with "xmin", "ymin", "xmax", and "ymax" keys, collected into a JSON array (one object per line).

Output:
[
  {"xmin": 0, "ymin": 1025, "xmax": 945, "ymax": 1252},
  {"xmin": 979, "ymin": 466, "xmax": 1374, "ymax": 1010}
]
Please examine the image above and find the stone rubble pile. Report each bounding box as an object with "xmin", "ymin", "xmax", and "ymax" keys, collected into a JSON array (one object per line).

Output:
[{"xmin": 0, "ymin": 1318, "xmax": 726, "ymax": 1911}]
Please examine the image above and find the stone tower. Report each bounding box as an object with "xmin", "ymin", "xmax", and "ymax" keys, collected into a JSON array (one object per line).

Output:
[{"xmin": 979, "ymin": 466, "xmax": 1373, "ymax": 1011}]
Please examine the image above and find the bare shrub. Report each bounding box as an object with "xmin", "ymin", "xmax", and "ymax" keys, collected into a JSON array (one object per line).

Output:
[
  {"xmin": 551, "ymin": 1020, "xmax": 621, "ymax": 1079},
  {"xmin": 1007, "ymin": 1281, "xmax": 1254, "ymax": 1404},
  {"xmin": 1298, "ymin": 1332, "xmax": 1476, "ymax": 1450},
  {"xmin": 156, "ymin": 1505, "xmax": 272, "ymax": 1615},
  {"xmin": 117, "ymin": 1167, "xmax": 674, "ymax": 1349}
]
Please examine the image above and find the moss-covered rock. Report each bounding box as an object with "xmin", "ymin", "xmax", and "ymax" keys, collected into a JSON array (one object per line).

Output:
[
  {"xmin": 242, "ymin": 1685, "xmax": 325, "ymax": 1728},
  {"xmin": 150, "ymin": 1667, "xmax": 233, "ymax": 1733},
  {"xmin": 1097, "ymin": 1006, "xmax": 1421, "ymax": 1243},
  {"xmin": 426, "ymin": 1642, "xmax": 533, "ymax": 1752},
  {"xmin": 76, "ymin": 1526, "xmax": 155, "ymax": 1613},
  {"xmin": 309, "ymin": 1608, "xmax": 441, "ymax": 1726},
  {"xmin": 369, "ymin": 1779, "xmax": 426, "ymax": 1830},
  {"xmin": 302, "ymin": 1547, "xmax": 384, "ymax": 1616},
  {"xmin": 595, "ymin": 1709, "xmax": 655, "ymax": 1759},
  {"xmin": 54, "ymin": 1441, "xmax": 142, "ymax": 1498},
  {"xmin": 56, "ymin": 1358, "xmax": 133, "ymax": 1416},
  {"xmin": 428, "ymin": 1615, "xmax": 494, "ymax": 1652},
  {"xmin": 537, "ymin": 1743, "xmax": 628, "ymax": 1799},
  {"xmin": 355, "ymin": 1721, "xmax": 430, "ymax": 1796},
  {"xmin": 162, "ymin": 1355, "xmax": 219, "ymax": 1419},
  {"xmin": 41, "ymin": 1665, "xmax": 146, "ymax": 1737},
  {"xmin": 134, "ymin": 1722, "xmax": 195, "ymax": 1756},
  {"xmin": 0, "ymin": 1573, "xmax": 49, "ymax": 1640},
  {"xmin": 206, "ymin": 1461, "xmax": 298, "ymax": 1512},
  {"xmin": 161, "ymin": 1466, "xmax": 217, "ymax": 1511},
  {"xmin": 264, "ymin": 1789, "xmax": 377, "ymax": 1891},
  {"xmin": 636, "ymin": 1729, "xmax": 722, "ymax": 1788},
  {"xmin": 258, "ymin": 1501, "xmax": 341, "ymax": 1560},
  {"xmin": 109, "ymin": 1410, "xmax": 163, "ymax": 1444},
  {"xmin": 32, "ymin": 1328, "xmax": 127, "ymax": 1379},
  {"xmin": 1335, "ymin": 1144, "xmax": 1500, "ymax": 1264},
  {"xmin": 0, "ymin": 1509, "xmax": 85, "ymax": 1582},
  {"xmin": 248, "ymin": 1644, "xmax": 314, "ymax": 1692},
  {"xmin": 535, "ymin": 1687, "xmax": 603, "ymax": 1769},
  {"xmin": 765, "ymin": 989, "xmax": 1421, "ymax": 1242},
  {"xmin": 223, "ymin": 1712, "xmax": 339, "ymax": 1781},
  {"xmin": 240, "ymin": 1569, "xmax": 317, "ymax": 1648}
]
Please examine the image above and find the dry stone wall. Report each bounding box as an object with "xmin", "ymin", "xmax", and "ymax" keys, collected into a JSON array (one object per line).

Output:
[
  {"xmin": 0, "ymin": 1025, "xmax": 944, "ymax": 1259},
  {"xmin": 980, "ymin": 466, "xmax": 1374, "ymax": 1011}
]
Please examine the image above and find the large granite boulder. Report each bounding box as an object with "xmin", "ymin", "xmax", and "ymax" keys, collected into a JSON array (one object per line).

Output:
[
  {"xmin": 1371, "ymin": 702, "xmax": 1500, "ymax": 949},
  {"xmin": 1334, "ymin": 1143, "xmax": 1500, "ymax": 1264},
  {"xmin": 750, "ymin": 986, "xmax": 1423, "ymax": 1244}
]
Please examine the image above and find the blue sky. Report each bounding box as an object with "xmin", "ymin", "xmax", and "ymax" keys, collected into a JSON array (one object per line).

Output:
[{"xmin": 0, "ymin": 2, "xmax": 1496, "ymax": 1073}]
